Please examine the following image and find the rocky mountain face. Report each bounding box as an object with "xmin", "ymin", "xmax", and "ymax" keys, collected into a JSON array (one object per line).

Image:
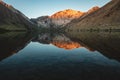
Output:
[
  {"xmin": 67, "ymin": 6, "xmax": 100, "ymax": 26},
  {"xmin": 31, "ymin": 9, "xmax": 85, "ymax": 28},
  {"xmin": 50, "ymin": 9, "xmax": 84, "ymax": 26},
  {"xmin": 0, "ymin": 1, "xmax": 35, "ymax": 31},
  {"xmin": 31, "ymin": 7, "xmax": 100, "ymax": 28},
  {"xmin": 66, "ymin": 0, "xmax": 120, "ymax": 30},
  {"xmin": 31, "ymin": 16, "xmax": 51, "ymax": 28}
]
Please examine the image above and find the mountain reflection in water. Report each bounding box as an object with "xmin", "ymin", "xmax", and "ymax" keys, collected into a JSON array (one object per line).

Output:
[
  {"xmin": 33, "ymin": 33, "xmax": 84, "ymax": 50},
  {"xmin": 0, "ymin": 32, "xmax": 33, "ymax": 61},
  {"xmin": 66, "ymin": 31, "xmax": 120, "ymax": 61},
  {"xmin": 0, "ymin": 31, "xmax": 120, "ymax": 80}
]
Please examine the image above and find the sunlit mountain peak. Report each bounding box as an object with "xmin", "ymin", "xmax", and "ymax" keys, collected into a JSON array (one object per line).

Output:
[{"xmin": 51, "ymin": 9, "xmax": 84, "ymax": 19}]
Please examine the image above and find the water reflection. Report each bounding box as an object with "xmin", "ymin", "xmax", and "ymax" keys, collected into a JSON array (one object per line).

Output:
[
  {"xmin": 0, "ymin": 32, "xmax": 33, "ymax": 61},
  {"xmin": 66, "ymin": 31, "xmax": 120, "ymax": 61},
  {"xmin": 0, "ymin": 31, "xmax": 120, "ymax": 80},
  {"xmin": 33, "ymin": 33, "xmax": 81, "ymax": 50},
  {"xmin": 32, "ymin": 33, "xmax": 95, "ymax": 51},
  {"xmin": 32, "ymin": 32, "xmax": 120, "ymax": 62},
  {"xmin": 0, "ymin": 31, "xmax": 120, "ymax": 62}
]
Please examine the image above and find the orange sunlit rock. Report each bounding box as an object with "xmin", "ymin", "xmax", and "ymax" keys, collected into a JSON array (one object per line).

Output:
[
  {"xmin": 51, "ymin": 41, "xmax": 82, "ymax": 50},
  {"xmin": 87, "ymin": 6, "xmax": 100, "ymax": 14},
  {"xmin": 51, "ymin": 9, "xmax": 85, "ymax": 19},
  {"xmin": 0, "ymin": 1, "xmax": 11, "ymax": 8}
]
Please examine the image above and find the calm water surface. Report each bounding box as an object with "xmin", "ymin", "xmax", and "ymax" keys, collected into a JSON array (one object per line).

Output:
[{"xmin": 0, "ymin": 32, "xmax": 120, "ymax": 80}]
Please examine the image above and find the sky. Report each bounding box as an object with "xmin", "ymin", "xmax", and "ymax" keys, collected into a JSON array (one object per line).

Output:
[{"xmin": 4, "ymin": 0, "xmax": 110, "ymax": 18}]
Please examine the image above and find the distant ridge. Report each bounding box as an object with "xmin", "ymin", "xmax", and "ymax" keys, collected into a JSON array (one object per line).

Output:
[{"xmin": 66, "ymin": 0, "xmax": 120, "ymax": 30}]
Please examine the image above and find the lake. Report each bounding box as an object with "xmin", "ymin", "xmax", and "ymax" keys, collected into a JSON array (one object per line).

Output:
[{"xmin": 0, "ymin": 31, "xmax": 120, "ymax": 80}]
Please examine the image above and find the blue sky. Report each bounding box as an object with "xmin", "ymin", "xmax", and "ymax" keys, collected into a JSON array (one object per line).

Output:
[{"xmin": 4, "ymin": 0, "xmax": 110, "ymax": 18}]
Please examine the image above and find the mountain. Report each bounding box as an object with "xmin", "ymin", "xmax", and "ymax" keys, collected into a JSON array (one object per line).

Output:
[
  {"xmin": 80, "ymin": 6, "xmax": 100, "ymax": 19},
  {"xmin": 31, "ymin": 16, "xmax": 51, "ymax": 28},
  {"xmin": 66, "ymin": 0, "xmax": 120, "ymax": 30},
  {"xmin": 31, "ymin": 9, "xmax": 85, "ymax": 28},
  {"xmin": 66, "ymin": 6, "xmax": 100, "ymax": 27},
  {"xmin": 0, "ymin": 1, "xmax": 35, "ymax": 31},
  {"xmin": 50, "ymin": 9, "xmax": 84, "ymax": 26},
  {"xmin": 31, "ymin": 7, "xmax": 100, "ymax": 28}
]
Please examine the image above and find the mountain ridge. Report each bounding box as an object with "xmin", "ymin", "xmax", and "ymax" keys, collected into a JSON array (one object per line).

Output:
[
  {"xmin": 0, "ymin": 1, "xmax": 35, "ymax": 31},
  {"xmin": 66, "ymin": 0, "xmax": 120, "ymax": 30},
  {"xmin": 31, "ymin": 7, "xmax": 99, "ymax": 28}
]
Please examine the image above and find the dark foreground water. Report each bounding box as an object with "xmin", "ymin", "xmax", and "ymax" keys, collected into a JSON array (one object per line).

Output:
[{"xmin": 0, "ymin": 31, "xmax": 120, "ymax": 80}]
